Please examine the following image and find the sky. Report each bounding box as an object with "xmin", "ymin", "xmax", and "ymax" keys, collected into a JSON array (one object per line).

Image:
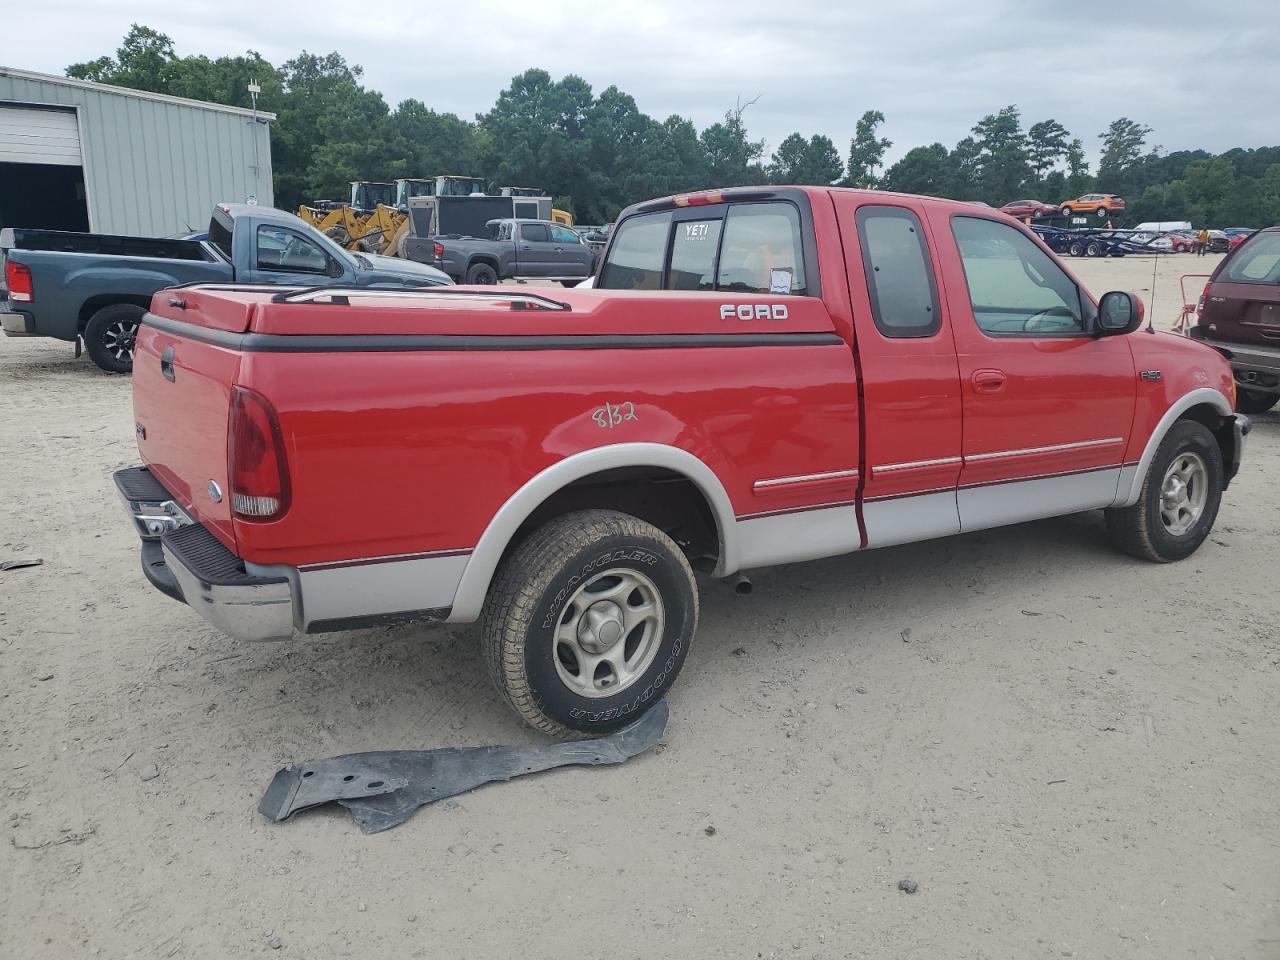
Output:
[{"xmin": 9, "ymin": 0, "xmax": 1279, "ymax": 168}]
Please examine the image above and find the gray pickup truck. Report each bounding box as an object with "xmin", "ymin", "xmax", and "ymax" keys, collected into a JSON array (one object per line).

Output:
[
  {"xmin": 430, "ymin": 218, "xmax": 594, "ymax": 286},
  {"xmin": 1, "ymin": 203, "xmax": 449, "ymax": 372}
]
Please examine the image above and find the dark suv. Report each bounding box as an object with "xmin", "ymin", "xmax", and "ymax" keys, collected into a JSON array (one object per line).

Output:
[{"xmin": 1191, "ymin": 226, "xmax": 1280, "ymax": 413}]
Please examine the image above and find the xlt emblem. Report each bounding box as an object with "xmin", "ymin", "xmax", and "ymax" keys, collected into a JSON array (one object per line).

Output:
[{"xmin": 720, "ymin": 304, "xmax": 790, "ymax": 321}]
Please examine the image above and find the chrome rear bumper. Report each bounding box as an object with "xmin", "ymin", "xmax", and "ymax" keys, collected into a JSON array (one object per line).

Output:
[{"xmin": 115, "ymin": 467, "xmax": 295, "ymax": 642}]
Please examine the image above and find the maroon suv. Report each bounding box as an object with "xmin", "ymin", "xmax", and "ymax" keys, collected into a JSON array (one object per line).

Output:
[{"xmin": 1192, "ymin": 226, "xmax": 1280, "ymax": 414}]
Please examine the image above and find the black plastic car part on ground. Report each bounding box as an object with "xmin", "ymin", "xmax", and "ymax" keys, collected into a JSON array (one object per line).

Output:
[{"xmin": 258, "ymin": 698, "xmax": 669, "ymax": 833}]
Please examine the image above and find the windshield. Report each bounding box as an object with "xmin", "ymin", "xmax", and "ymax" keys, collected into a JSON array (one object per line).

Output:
[{"xmin": 1224, "ymin": 232, "xmax": 1280, "ymax": 284}]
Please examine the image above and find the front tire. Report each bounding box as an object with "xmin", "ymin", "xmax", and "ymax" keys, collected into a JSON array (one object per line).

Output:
[
  {"xmin": 481, "ymin": 510, "xmax": 698, "ymax": 739},
  {"xmin": 84, "ymin": 303, "xmax": 144, "ymax": 373},
  {"xmin": 1061, "ymin": 205, "xmax": 1073, "ymax": 217},
  {"xmin": 1236, "ymin": 387, "xmax": 1280, "ymax": 414},
  {"xmin": 1068, "ymin": 242, "xmax": 1084, "ymax": 257},
  {"xmin": 1105, "ymin": 420, "xmax": 1223, "ymax": 562}
]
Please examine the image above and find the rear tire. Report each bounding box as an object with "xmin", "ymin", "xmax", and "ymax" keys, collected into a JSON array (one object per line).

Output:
[
  {"xmin": 481, "ymin": 509, "xmax": 698, "ymax": 739},
  {"xmin": 1236, "ymin": 387, "xmax": 1280, "ymax": 414},
  {"xmin": 84, "ymin": 303, "xmax": 144, "ymax": 374},
  {"xmin": 1061, "ymin": 205, "xmax": 1073, "ymax": 217},
  {"xmin": 1086, "ymin": 242, "xmax": 1101, "ymax": 257},
  {"xmin": 1105, "ymin": 420, "xmax": 1223, "ymax": 562},
  {"xmin": 465, "ymin": 262, "xmax": 498, "ymax": 285},
  {"xmin": 1068, "ymin": 242, "xmax": 1084, "ymax": 257},
  {"xmin": 1096, "ymin": 207, "xmax": 1109, "ymax": 220}
]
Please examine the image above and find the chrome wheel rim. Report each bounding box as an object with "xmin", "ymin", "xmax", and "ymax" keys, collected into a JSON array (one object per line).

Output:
[
  {"xmin": 1160, "ymin": 451, "xmax": 1208, "ymax": 536},
  {"xmin": 103, "ymin": 318, "xmax": 138, "ymax": 364},
  {"xmin": 552, "ymin": 567, "xmax": 664, "ymax": 699}
]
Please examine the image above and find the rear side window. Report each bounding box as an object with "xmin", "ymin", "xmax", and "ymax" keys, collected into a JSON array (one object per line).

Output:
[
  {"xmin": 1224, "ymin": 232, "xmax": 1280, "ymax": 284},
  {"xmin": 951, "ymin": 216, "xmax": 1084, "ymax": 336},
  {"xmin": 717, "ymin": 203, "xmax": 807, "ymax": 295},
  {"xmin": 520, "ymin": 223, "xmax": 550, "ymax": 243},
  {"xmin": 551, "ymin": 225, "xmax": 581, "ymax": 244},
  {"xmin": 855, "ymin": 206, "xmax": 939, "ymax": 338},
  {"xmin": 598, "ymin": 212, "xmax": 672, "ymax": 290},
  {"xmin": 668, "ymin": 219, "xmax": 722, "ymax": 290}
]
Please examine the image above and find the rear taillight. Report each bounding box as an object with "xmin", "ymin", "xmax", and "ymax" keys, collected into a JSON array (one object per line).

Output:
[
  {"xmin": 432, "ymin": 241, "xmax": 444, "ymax": 259},
  {"xmin": 1197, "ymin": 282, "xmax": 1210, "ymax": 317},
  {"xmin": 5, "ymin": 260, "xmax": 33, "ymax": 302},
  {"xmin": 228, "ymin": 386, "xmax": 290, "ymax": 520}
]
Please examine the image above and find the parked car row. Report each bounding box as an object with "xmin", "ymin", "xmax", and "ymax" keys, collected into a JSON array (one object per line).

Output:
[{"xmin": 999, "ymin": 194, "xmax": 1126, "ymax": 221}]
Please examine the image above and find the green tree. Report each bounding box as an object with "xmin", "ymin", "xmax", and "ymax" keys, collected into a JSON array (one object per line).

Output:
[
  {"xmin": 68, "ymin": 24, "xmax": 177, "ymax": 92},
  {"xmin": 768, "ymin": 133, "xmax": 843, "ymax": 185},
  {"xmin": 699, "ymin": 99, "xmax": 766, "ymax": 187},
  {"xmin": 1096, "ymin": 117, "xmax": 1153, "ymax": 195},
  {"xmin": 970, "ymin": 105, "xmax": 1031, "ymax": 204},
  {"xmin": 881, "ymin": 143, "xmax": 955, "ymax": 197},
  {"xmin": 1026, "ymin": 119, "xmax": 1069, "ymax": 182},
  {"xmin": 844, "ymin": 109, "xmax": 891, "ymax": 188},
  {"xmin": 1064, "ymin": 138, "xmax": 1092, "ymax": 197}
]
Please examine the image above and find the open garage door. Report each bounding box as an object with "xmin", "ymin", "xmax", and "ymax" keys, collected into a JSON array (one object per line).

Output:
[
  {"xmin": 0, "ymin": 105, "xmax": 88, "ymax": 231},
  {"xmin": 0, "ymin": 105, "xmax": 82, "ymax": 165}
]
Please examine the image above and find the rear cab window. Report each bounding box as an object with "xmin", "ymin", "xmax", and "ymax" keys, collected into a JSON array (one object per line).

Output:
[
  {"xmin": 855, "ymin": 205, "xmax": 939, "ymax": 338},
  {"xmin": 1223, "ymin": 232, "xmax": 1280, "ymax": 284},
  {"xmin": 597, "ymin": 197, "xmax": 813, "ymax": 296}
]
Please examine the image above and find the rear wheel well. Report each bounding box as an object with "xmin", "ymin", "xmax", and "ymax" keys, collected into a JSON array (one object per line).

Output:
[
  {"xmin": 466, "ymin": 255, "xmax": 500, "ymax": 272},
  {"xmin": 1177, "ymin": 403, "xmax": 1236, "ymax": 485},
  {"xmin": 505, "ymin": 467, "xmax": 721, "ymax": 572},
  {"xmin": 78, "ymin": 295, "xmax": 151, "ymax": 332}
]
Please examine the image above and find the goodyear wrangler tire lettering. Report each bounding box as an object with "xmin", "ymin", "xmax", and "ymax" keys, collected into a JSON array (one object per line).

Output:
[{"xmin": 481, "ymin": 510, "xmax": 698, "ymax": 740}]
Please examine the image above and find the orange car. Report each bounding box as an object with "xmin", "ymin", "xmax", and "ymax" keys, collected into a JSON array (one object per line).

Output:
[{"xmin": 1060, "ymin": 193, "xmax": 1126, "ymax": 220}]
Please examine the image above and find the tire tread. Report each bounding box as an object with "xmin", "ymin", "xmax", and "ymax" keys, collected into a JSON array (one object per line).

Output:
[{"xmin": 480, "ymin": 509, "xmax": 696, "ymax": 739}]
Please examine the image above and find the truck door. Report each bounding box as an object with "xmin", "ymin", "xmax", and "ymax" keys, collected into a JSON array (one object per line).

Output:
[
  {"xmin": 831, "ymin": 196, "xmax": 964, "ymax": 547},
  {"xmin": 933, "ymin": 212, "xmax": 1137, "ymax": 531},
  {"xmin": 550, "ymin": 224, "xmax": 591, "ymax": 279},
  {"xmin": 515, "ymin": 222, "xmax": 555, "ymax": 277},
  {"xmin": 245, "ymin": 223, "xmax": 344, "ymax": 285}
]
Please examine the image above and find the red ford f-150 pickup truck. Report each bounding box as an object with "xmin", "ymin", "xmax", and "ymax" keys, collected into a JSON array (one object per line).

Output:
[{"xmin": 115, "ymin": 186, "xmax": 1248, "ymax": 739}]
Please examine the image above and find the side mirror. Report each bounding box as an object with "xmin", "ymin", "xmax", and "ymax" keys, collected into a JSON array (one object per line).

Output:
[
  {"xmin": 1096, "ymin": 290, "xmax": 1144, "ymax": 336},
  {"xmin": 326, "ymin": 258, "xmax": 344, "ymax": 279}
]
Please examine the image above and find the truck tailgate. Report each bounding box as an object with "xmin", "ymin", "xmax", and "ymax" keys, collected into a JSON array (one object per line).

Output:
[{"xmin": 131, "ymin": 292, "xmax": 252, "ymax": 549}]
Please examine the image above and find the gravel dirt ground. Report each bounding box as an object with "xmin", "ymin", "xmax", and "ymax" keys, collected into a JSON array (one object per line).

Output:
[{"xmin": 3, "ymin": 253, "xmax": 1279, "ymax": 959}]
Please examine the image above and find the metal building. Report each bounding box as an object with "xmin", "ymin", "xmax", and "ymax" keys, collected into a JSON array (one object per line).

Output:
[{"xmin": 0, "ymin": 66, "xmax": 274, "ymax": 237}]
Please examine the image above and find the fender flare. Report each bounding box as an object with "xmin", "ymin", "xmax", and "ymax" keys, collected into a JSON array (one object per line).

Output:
[
  {"xmin": 1116, "ymin": 387, "xmax": 1232, "ymax": 506},
  {"xmin": 446, "ymin": 443, "xmax": 739, "ymax": 622}
]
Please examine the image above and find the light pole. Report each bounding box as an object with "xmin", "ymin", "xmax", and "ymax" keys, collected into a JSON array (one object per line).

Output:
[{"xmin": 247, "ymin": 80, "xmax": 263, "ymax": 205}]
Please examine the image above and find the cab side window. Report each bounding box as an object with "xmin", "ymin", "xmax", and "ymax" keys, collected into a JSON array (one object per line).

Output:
[
  {"xmin": 951, "ymin": 216, "xmax": 1085, "ymax": 336},
  {"xmin": 855, "ymin": 206, "xmax": 939, "ymax": 338},
  {"xmin": 256, "ymin": 226, "xmax": 328, "ymax": 274},
  {"xmin": 717, "ymin": 203, "xmax": 807, "ymax": 295}
]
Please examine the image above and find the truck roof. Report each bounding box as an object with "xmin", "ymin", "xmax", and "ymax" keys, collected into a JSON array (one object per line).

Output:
[{"xmin": 626, "ymin": 185, "xmax": 996, "ymax": 218}]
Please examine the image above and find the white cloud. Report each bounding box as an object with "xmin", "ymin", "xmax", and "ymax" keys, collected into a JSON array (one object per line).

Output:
[{"xmin": 11, "ymin": 0, "xmax": 1275, "ymax": 168}]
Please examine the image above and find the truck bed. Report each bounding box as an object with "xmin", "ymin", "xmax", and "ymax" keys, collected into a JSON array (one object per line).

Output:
[{"xmin": 0, "ymin": 227, "xmax": 217, "ymax": 262}]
